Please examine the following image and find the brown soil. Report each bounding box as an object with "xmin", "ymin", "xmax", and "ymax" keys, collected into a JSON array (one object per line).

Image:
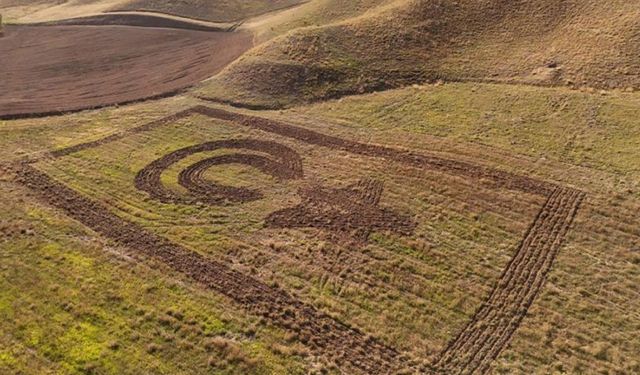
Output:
[
  {"xmin": 266, "ymin": 178, "xmax": 416, "ymax": 243},
  {"xmin": 15, "ymin": 106, "xmax": 586, "ymax": 374},
  {"xmin": 0, "ymin": 26, "xmax": 251, "ymax": 120},
  {"xmin": 114, "ymin": 0, "xmax": 305, "ymax": 23},
  {"xmin": 31, "ymin": 12, "xmax": 234, "ymax": 31},
  {"xmin": 135, "ymin": 139, "xmax": 303, "ymax": 205}
]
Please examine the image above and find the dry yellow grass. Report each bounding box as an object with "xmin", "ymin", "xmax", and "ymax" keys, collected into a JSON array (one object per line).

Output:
[
  {"xmin": 1, "ymin": 1, "xmax": 639, "ymax": 373},
  {"xmin": 197, "ymin": 0, "xmax": 640, "ymax": 108},
  {"xmin": 3, "ymin": 81, "xmax": 639, "ymax": 373}
]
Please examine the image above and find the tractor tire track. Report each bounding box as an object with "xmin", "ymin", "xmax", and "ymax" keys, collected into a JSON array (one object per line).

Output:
[
  {"xmin": 49, "ymin": 107, "xmax": 200, "ymax": 158},
  {"xmin": 431, "ymin": 187, "xmax": 584, "ymax": 374},
  {"xmin": 177, "ymin": 154, "xmax": 281, "ymax": 203},
  {"xmin": 43, "ymin": 105, "xmax": 558, "ymax": 199},
  {"xmin": 191, "ymin": 106, "xmax": 555, "ymax": 197}
]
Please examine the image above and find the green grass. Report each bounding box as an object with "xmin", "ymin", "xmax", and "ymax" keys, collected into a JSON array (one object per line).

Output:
[
  {"xmin": 289, "ymin": 82, "xmax": 640, "ymax": 182},
  {"xmin": 27, "ymin": 100, "xmax": 545, "ymax": 360},
  {"xmin": 0, "ymin": 96, "xmax": 198, "ymax": 163},
  {"xmin": 0, "ymin": 179, "xmax": 308, "ymax": 374},
  {"xmin": 1, "ymin": 81, "xmax": 639, "ymax": 373}
]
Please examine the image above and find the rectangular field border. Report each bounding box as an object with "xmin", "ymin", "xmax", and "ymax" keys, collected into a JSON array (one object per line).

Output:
[{"xmin": 10, "ymin": 106, "xmax": 585, "ymax": 374}]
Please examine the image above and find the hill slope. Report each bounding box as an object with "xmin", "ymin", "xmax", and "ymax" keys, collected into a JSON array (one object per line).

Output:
[
  {"xmin": 196, "ymin": 0, "xmax": 640, "ymax": 108},
  {"xmin": 0, "ymin": 0, "xmax": 305, "ymax": 22}
]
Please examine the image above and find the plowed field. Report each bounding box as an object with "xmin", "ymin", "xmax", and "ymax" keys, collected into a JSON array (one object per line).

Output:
[{"xmin": 0, "ymin": 25, "xmax": 251, "ymax": 119}]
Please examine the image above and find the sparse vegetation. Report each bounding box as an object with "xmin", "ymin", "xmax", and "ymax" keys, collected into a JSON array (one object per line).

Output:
[
  {"xmin": 0, "ymin": 1, "xmax": 638, "ymax": 374},
  {"xmin": 196, "ymin": 0, "xmax": 640, "ymax": 109}
]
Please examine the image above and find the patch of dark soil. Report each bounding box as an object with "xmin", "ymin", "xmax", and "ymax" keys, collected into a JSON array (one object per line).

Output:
[
  {"xmin": 0, "ymin": 219, "xmax": 35, "ymax": 241},
  {"xmin": 0, "ymin": 26, "xmax": 251, "ymax": 120},
  {"xmin": 266, "ymin": 178, "xmax": 416, "ymax": 243},
  {"xmin": 135, "ymin": 139, "xmax": 303, "ymax": 205}
]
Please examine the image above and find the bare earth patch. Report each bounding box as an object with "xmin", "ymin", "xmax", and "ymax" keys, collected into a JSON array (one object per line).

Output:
[{"xmin": 0, "ymin": 25, "xmax": 251, "ymax": 119}]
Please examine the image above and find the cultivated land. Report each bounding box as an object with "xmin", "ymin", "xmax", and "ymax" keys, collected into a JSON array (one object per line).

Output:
[
  {"xmin": 0, "ymin": 16, "xmax": 252, "ymax": 119},
  {"xmin": 0, "ymin": 0, "xmax": 305, "ymax": 23},
  {"xmin": 1, "ymin": 1, "xmax": 639, "ymax": 374}
]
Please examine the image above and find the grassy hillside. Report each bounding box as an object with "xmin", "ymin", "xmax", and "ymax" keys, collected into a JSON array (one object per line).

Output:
[
  {"xmin": 2, "ymin": 84, "xmax": 639, "ymax": 373},
  {"xmin": 197, "ymin": 0, "xmax": 640, "ymax": 108},
  {"xmin": 0, "ymin": 97, "xmax": 312, "ymax": 374},
  {"xmin": 292, "ymin": 82, "xmax": 640, "ymax": 179}
]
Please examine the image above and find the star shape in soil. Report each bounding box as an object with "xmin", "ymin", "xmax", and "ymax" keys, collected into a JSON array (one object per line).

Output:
[{"xmin": 265, "ymin": 178, "xmax": 416, "ymax": 242}]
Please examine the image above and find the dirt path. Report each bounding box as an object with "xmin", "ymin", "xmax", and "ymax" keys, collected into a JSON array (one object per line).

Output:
[
  {"xmin": 0, "ymin": 27, "xmax": 251, "ymax": 120},
  {"xmin": 193, "ymin": 106, "xmax": 556, "ymax": 197},
  {"xmin": 12, "ymin": 106, "xmax": 585, "ymax": 374}
]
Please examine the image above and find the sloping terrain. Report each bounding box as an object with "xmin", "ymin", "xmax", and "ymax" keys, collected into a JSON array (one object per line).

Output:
[
  {"xmin": 0, "ymin": 0, "xmax": 305, "ymax": 22},
  {"xmin": 1, "ymin": 1, "xmax": 639, "ymax": 374},
  {"xmin": 30, "ymin": 12, "xmax": 235, "ymax": 31},
  {"xmin": 115, "ymin": 0, "xmax": 304, "ymax": 23},
  {"xmin": 1, "ymin": 84, "xmax": 639, "ymax": 374},
  {"xmin": 0, "ymin": 23, "xmax": 251, "ymax": 119},
  {"xmin": 196, "ymin": 0, "xmax": 640, "ymax": 108}
]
